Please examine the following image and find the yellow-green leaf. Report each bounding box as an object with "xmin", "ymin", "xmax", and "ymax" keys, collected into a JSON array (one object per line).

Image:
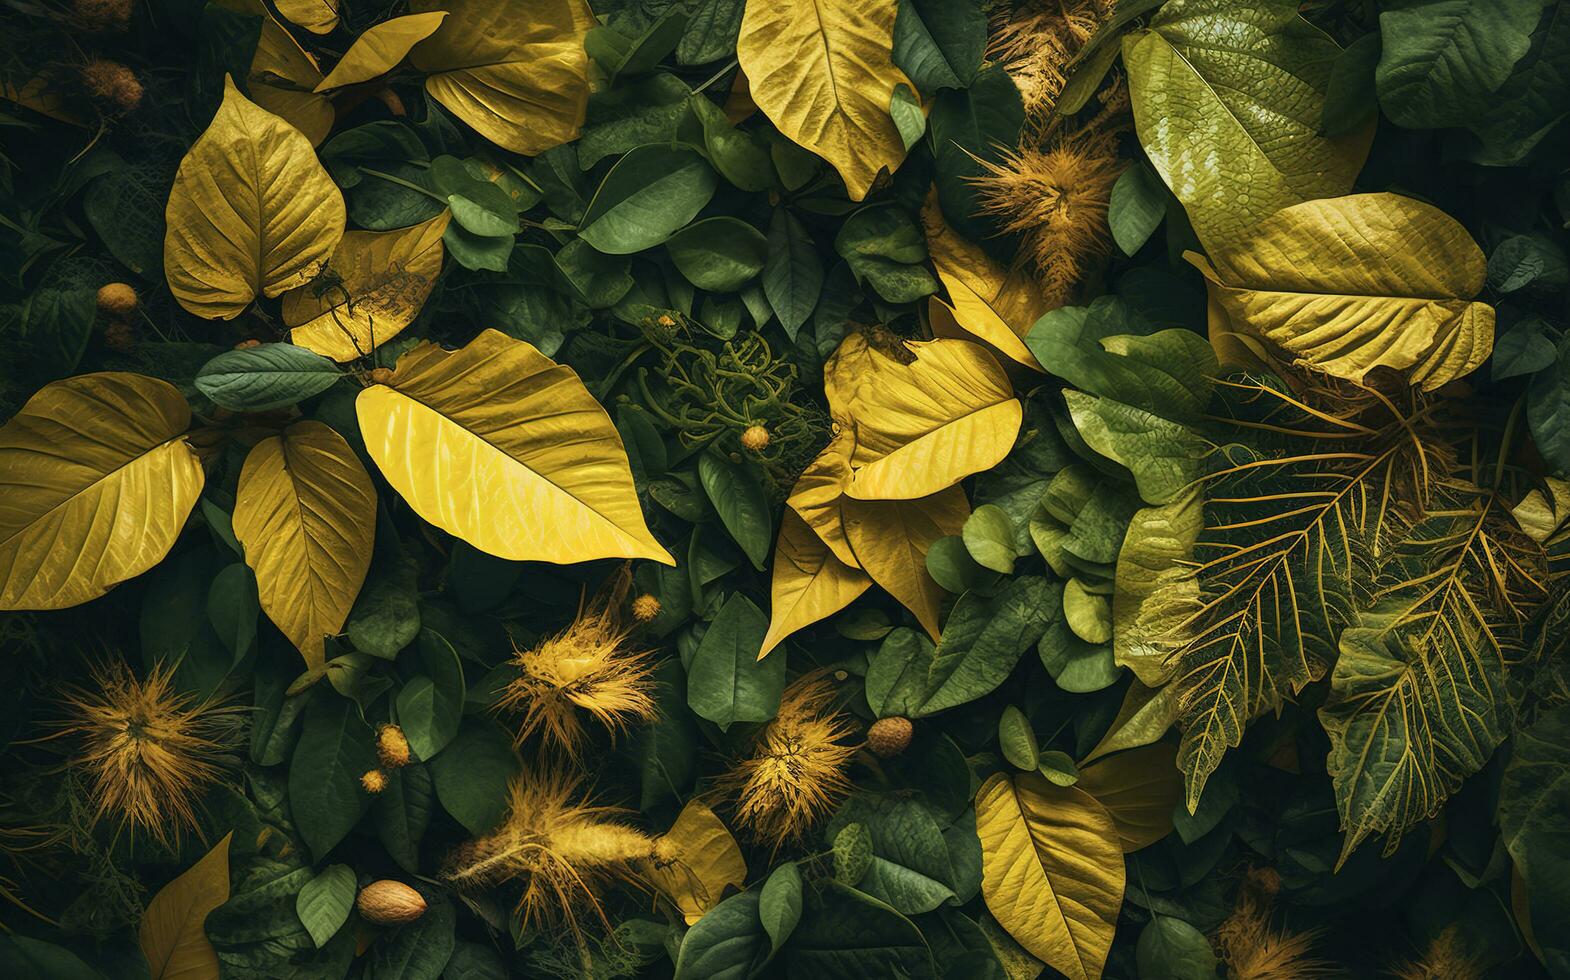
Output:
[
  {"xmin": 164, "ymin": 76, "xmax": 345, "ymax": 319},
  {"xmin": 140, "ymin": 832, "xmax": 231, "ymax": 980},
  {"xmin": 316, "ymin": 12, "xmax": 450, "ymax": 92},
  {"xmin": 1190, "ymin": 193, "xmax": 1494, "ymax": 391},
  {"xmin": 1076, "ymin": 743, "xmax": 1183, "ymax": 852},
  {"xmin": 234, "ymin": 421, "xmax": 376, "ymax": 671},
  {"xmin": 276, "ymin": 0, "xmax": 338, "ymax": 34},
  {"xmin": 646, "ymin": 800, "xmax": 747, "ymax": 926},
  {"xmin": 0, "ymin": 373, "xmax": 204, "ymax": 610},
  {"xmin": 975, "ymin": 772, "xmax": 1124, "ymax": 980},
  {"xmin": 282, "ymin": 212, "xmax": 450, "ymax": 361},
  {"xmin": 842, "ymin": 486, "xmax": 968, "ymax": 641},
  {"xmin": 355, "ymin": 329, "xmax": 674, "ymax": 565},
  {"xmin": 737, "ymin": 0, "xmax": 910, "ymax": 201},
  {"xmin": 410, "ymin": 0, "xmax": 595, "ymax": 156},
  {"xmin": 785, "ymin": 427, "xmax": 857, "ymax": 567},
  {"xmin": 922, "ymin": 195, "xmax": 1048, "ymax": 371},
  {"xmin": 762, "ymin": 509, "xmax": 873, "ymax": 657}
]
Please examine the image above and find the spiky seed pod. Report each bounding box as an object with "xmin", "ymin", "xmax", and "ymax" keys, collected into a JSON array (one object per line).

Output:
[
  {"xmin": 102, "ymin": 319, "xmax": 135, "ymax": 352},
  {"xmin": 96, "ymin": 283, "xmax": 138, "ymax": 316},
  {"xmin": 443, "ymin": 770, "xmax": 657, "ymax": 944},
  {"xmin": 361, "ymin": 770, "xmax": 388, "ymax": 794},
  {"xmin": 717, "ymin": 673, "xmax": 856, "ymax": 850},
  {"xmin": 79, "ymin": 60, "xmax": 142, "ymax": 113},
  {"xmin": 377, "ymin": 725, "xmax": 412, "ymax": 768},
  {"xmin": 988, "ymin": 0, "xmax": 1112, "ymax": 126},
  {"xmin": 740, "ymin": 424, "xmax": 770, "ymax": 451},
  {"xmin": 1389, "ymin": 927, "xmax": 1484, "ymax": 980},
  {"xmin": 867, "ymin": 716, "xmax": 913, "ymax": 757},
  {"xmin": 630, "ymin": 593, "xmax": 661, "ymax": 623},
  {"xmin": 73, "ymin": 0, "xmax": 133, "ymax": 32},
  {"xmin": 357, "ymin": 880, "xmax": 426, "ymax": 925},
  {"xmin": 57, "ymin": 659, "xmax": 243, "ymax": 849}
]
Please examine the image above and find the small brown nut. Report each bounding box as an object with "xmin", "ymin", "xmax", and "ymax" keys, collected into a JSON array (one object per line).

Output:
[
  {"xmin": 96, "ymin": 282, "xmax": 138, "ymax": 315},
  {"xmin": 867, "ymin": 716, "xmax": 914, "ymax": 758},
  {"xmin": 356, "ymin": 880, "xmax": 426, "ymax": 926}
]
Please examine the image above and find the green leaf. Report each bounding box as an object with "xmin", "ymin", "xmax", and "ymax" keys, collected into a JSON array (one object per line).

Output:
[
  {"xmin": 1375, "ymin": 0, "xmax": 1548, "ymax": 130},
  {"xmin": 346, "ymin": 559, "xmax": 421, "ymax": 660},
  {"xmin": 374, "ymin": 763, "xmax": 434, "ymax": 874},
  {"xmin": 1321, "ymin": 32, "xmax": 1381, "ymax": 137},
  {"xmin": 1529, "ymin": 336, "xmax": 1570, "ymax": 474},
  {"xmin": 687, "ymin": 594, "xmax": 785, "ymax": 730},
  {"xmin": 288, "ymin": 693, "xmax": 377, "ymax": 861},
  {"xmin": 578, "ymin": 73, "xmax": 693, "ymax": 169},
  {"xmin": 395, "ymin": 630, "xmax": 464, "ymax": 761},
  {"xmin": 962, "ymin": 504, "xmax": 1016, "ymax": 574},
  {"xmin": 1036, "ymin": 750, "xmax": 1080, "ymax": 787},
  {"xmin": 84, "ymin": 162, "xmax": 172, "ymax": 280},
  {"xmin": 674, "ymin": 889, "xmax": 769, "ymax": 980},
  {"xmin": 428, "ymin": 720, "xmax": 519, "ymax": 835},
  {"xmin": 892, "ymin": 0, "xmax": 986, "ymax": 93},
  {"xmin": 1025, "ymin": 305, "xmax": 1216, "ymax": 423},
  {"xmin": 370, "ymin": 892, "xmax": 455, "ymax": 980},
  {"xmin": 444, "ymin": 942, "xmax": 509, "ymax": 980},
  {"xmin": 0, "ymin": 936, "xmax": 105, "ymax": 980},
  {"xmin": 865, "ymin": 627, "xmax": 938, "ymax": 719},
  {"xmin": 1499, "ymin": 704, "xmax": 1570, "ymax": 978},
  {"xmin": 1135, "ymin": 916, "xmax": 1219, "ymax": 979},
  {"xmin": 1494, "ymin": 316, "xmax": 1559, "ymax": 381},
  {"xmin": 697, "ymin": 451, "xmax": 773, "ymax": 570},
  {"xmin": 919, "ymin": 577, "xmax": 1058, "ymax": 715},
  {"xmin": 763, "ymin": 208, "xmax": 823, "ymax": 339},
  {"xmin": 929, "ymin": 64, "xmax": 1024, "ymax": 244},
  {"xmin": 760, "ymin": 862, "xmax": 803, "ymax": 954},
  {"xmin": 686, "ymin": 94, "xmax": 776, "ymax": 192},
  {"xmin": 785, "ymin": 883, "xmax": 936, "ymax": 979},
  {"xmin": 925, "ymin": 535, "xmax": 1004, "ymax": 595},
  {"xmin": 1490, "ymin": 233, "xmax": 1570, "ymax": 295},
  {"xmin": 889, "ymin": 84, "xmax": 926, "ymax": 151},
  {"xmin": 834, "ymin": 204, "xmax": 937, "ymax": 304},
  {"xmin": 196, "ymin": 343, "xmax": 343, "ymax": 412},
  {"xmin": 1463, "ymin": 2, "xmax": 1570, "ymax": 164},
  {"xmin": 667, "ymin": 217, "xmax": 769, "ymax": 292},
  {"xmin": 578, "ymin": 145, "xmax": 719, "ymax": 254},
  {"xmin": 1108, "ymin": 164, "xmax": 1166, "ymax": 257},
  {"xmin": 998, "ymin": 706, "xmax": 1039, "ymax": 771},
  {"xmin": 1063, "ymin": 390, "xmax": 1209, "ymax": 506},
  {"xmin": 18, "ymin": 286, "xmax": 96, "ymax": 380},
  {"xmin": 556, "ymin": 238, "xmax": 633, "ymax": 309},
  {"xmin": 295, "ymin": 864, "xmax": 356, "ymax": 949}
]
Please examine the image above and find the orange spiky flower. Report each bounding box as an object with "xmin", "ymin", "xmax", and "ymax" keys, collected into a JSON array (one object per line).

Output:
[
  {"xmin": 716, "ymin": 673, "xmax": 856, "ymax": 850},
  {"xmin": 56, "ymin": 659, "xmax": 242, "ymax": 849},
  {"xmin": 1388, "ymin": 926, "xmax": 1484, "ymax": 980},
  {"xmin": 443, "ymin": 770, "xmax": 657, "ymax": 945},
  {"xmin": 989, "ymin": 0, "xmax": 1113, "ymax": 125},
  {"xmin": 1215, "ymin": 868, "xmax": 1336, "ymax": 980}
]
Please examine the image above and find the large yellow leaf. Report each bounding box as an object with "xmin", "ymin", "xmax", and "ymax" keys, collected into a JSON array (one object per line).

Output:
[
  {"xmin": 762, "ymin": 509, "xmax": 872, "ymax": 658},
  {"xmin": 1075, "ymin": 743, "xmax": 1183, "ymax": 852},
  {"xmin": 737, "ymin": 0, "xmax": 910, "ymax": 201},
  {"xmin": 922, "ymin": 196, "xmax": 1048, "ymax": 371},
  {"xmin": 645, "ymin": 800, "xmax": 747, "ymax": 926},
  {"xmin": 785, "ymin": 427, "xmax": 857, "ymax": 567},
  {"xmin": 355, "ymin": 329, "xmax": 674, "ymax": 566},
  {"xmin": 276, "ymin": 0, "xmax": 338, "ymax": 34},
  {"xmin": 282, "ymin": 212, "xmax": 450, "ymax": 362},
  {"xmin": 0, "ymin": 374, "xmax": 204, "ymax": 611},
  {"xmin": 839, "ymin": 336, "xmax": 1022, "ymax": 501},
  {"xmin": 164, "ymin": 76, "xmax": 345, "ymax": 319},
  {"xmin": 316, "ymin": 12, "xmax": 450, "ymax": 92},
  {"xmin": 975, "ymin": 773, "xmax": 1123, "ymax": 980},
  {"xmin": 409, "ymin": 0, "xmax": 595, "ymax": 156},
  {"xmin": 233, "ymin": 421, "xmax": 376, "ymax": 671},
  {"xmin": 140, "ymin": 832, "xmax": 231, "ymax": 980},
  {"xmin": 842, "ymin": 487, "xmax": 968, "ymax": 641},
  {"xmin": 1191, "ymin": 193, "xmax": 1494, "ymax": 391}
]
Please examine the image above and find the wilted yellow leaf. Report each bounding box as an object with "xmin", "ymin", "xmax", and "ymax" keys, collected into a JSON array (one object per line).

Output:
[
  {"xmin": 276, "ymin": 0, "xmax": 338, "ymax": 34},
  {"xmin": 140, "ymin": 832, "xmax": 231, "ymax": 980},
  {"xmin": 838, "ymin": 336, "xmax": 1021, "ymax": 501},
  {"xmin": 737, "ymin": 0, "xmax": 910, "ymax": 201},
  {"xmin": 234, "ymin": 421, "xmax": 376, "ymax": 671},
  {"xmin": 164, "ymin": 76, "xmax": 345, "ymax": 319},
  {"xmin": 841, "ymin": 486, "xmax": 968, "ymax": 641},
  {"xmin": 785, "ymin": 427, "xmax": 857, "ymax": 567},
  {"xmin": 316, "ymin": 12, "xmax": 450, "ymax": 92},
  {"xmin": 283, "ymin": 212, "xmax": 450, "ymax": 362},
  {"xmin": 762, "ymin": 509, "xmax": 872, "ymax": 658},
  {"xmin": 1075, "ymin": 742, "xmax": 1183, "ymax": 852},
  {"xmin": 975, "ymin": 773, "xmax": 1123, "ymax": 980},
  {"xmin": 356, "ymin": 329, "xmax": 674, "ymax": 566},
  {"xmin": 410, "ymin": 0, "xmax": 595, "ymax": 156},
  {"xmin": 0, "ymin": 374, "xmax": 204, "ymax": 611},
  {"xmin": 646, "ymin": 799, "xmax": 747, "ymax": 925},
  {"xmin": 922, "ymin": 196, "xmax": 1049, "ymax": 371},
  {"xmin": 1190, "ymin": 193, "xmax": 1494, "ymax": 391}
]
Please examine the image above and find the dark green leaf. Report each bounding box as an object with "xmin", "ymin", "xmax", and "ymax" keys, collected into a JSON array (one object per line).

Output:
[
  {"xmin": 195, "ymin": 344, "xmax": 343, "ymax": 412},
  {"xmin": 686, "ymin": 594, "xmax": 784, "ymax": 729}
]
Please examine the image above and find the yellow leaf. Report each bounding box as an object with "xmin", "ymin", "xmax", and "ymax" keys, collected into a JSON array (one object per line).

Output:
[
  {"xmin": 140, "ymin": 832, "xmax": 232, "ymax": 980},
  {"xmin": 164, "ymin": 76, "xmax": 345, "ymax": 319},
  {"xmin": 1075, "ymin": 743, "xmax": 1183, "ymax": 852},
  {"xmin": 410, "ymin": 0, "xmax": 595, "ymax": 156},
  {"xmin": 276, "ymin": 0, "xmax": 338, "ymax": 34},
  {"xmin": 646, "ymin": 800, "xmax": 747, "ymax": 926},
  {"xmin": 1080, "ymin": 681, "xmax": 1180, "ymax": 767},
  {"xmin": 785, "ymin": 427, "xmax": 857, "ymax": 567},
  {"xmin": 975, "ymin": 773, "xmax": 1124, "ymax": 980},
  {"xmin": 921, "ymin": 195, "xmax": 1048, "ymax": 371},
  {"xmin": 316, "ymin": 12, "xmax": 450, "ymax": 92},
  {"xmin": 1190, "ymin": 192, "xmax": 1494, "ymax": 391},
  {"xmin": 762, "ymin": 509, "xmax": 873, "ymax": 658},
  {"xmin": 822, "ymin": 332, "xmax": 879, "ymax": 426},
  {"xmin": 0, "ymin": 374, "xmax": 204, "ymax": 611},
  {"xmin": 249, "ymin": 16, "xmax": 334, "ymax": 145},
  {"xmin": 233, "ymin": 421, "xmax": 376, "ymax": 671},
  {"xmin": 282, "ymin": 212, "xmax": 450, "ymax": 361},
  {"xmin": 839, "ymin": 336, "xmax": 1022, "ymax": 501},
  {"xmin": 842, "ymin": 487, "xmax": 968, "ymax": 641},
  {"xmin": 737, "ymin": 0, "xmax": 910, "ymax": 201},
  {"xmin": 355, "ymin": 329, "xmax": 674, "ymax": 565}
]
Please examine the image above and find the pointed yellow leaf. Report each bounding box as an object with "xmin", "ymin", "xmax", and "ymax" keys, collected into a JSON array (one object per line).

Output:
[
  {"xmin": 316, "ymin": 12, "xmax": 450, "ymax": 92},
  {"xmin": 249, "ymin": 16, "xmax": 334, "ymax": 145},
  {"xmin": 1080, "ymin": 681, "xmax": 1180, "ymax": 767},
  {"xmin": 762, "ymin": 509, "xmax": 873, "ymax": 658},
  {"xmin": 842, "ymin": 486, "xmax": 968, "ymax": 641},
  {"xmin": 1075, "ymin": 742, "xmax": 1183, "ymax": 852},
  {"xmin": 1191, "ymin": 193, "xmax": 1494, "ymax": 391},
  {"xmin": 140, "ymin": 832, "xmax": 231, "ymax": 980},
  {"xmin": 355, "ymin": 329, "xmax": 674, "ymax": 566},
  {"xmin": 0, "ymin": 374, "xmax": 204, "ymax": 611},
  {"xmin": 922, "ymin": 195, "xmax": 1048, "ymax": 371},
  {"xmin": 646, "ymin": 800, "xmax": 747, "ymax": 926},
  {"xmin": 233, "ymin": 421, "xmax": 376, "ymax": 671},
  {"xmin": 840, "ymin": 337, "xmax": 1022, "ymax": 501},
  {"xmin": 410, "ymin": 0, "xmax": 595, "ymax": 156},
  {"xmin": 164, "ymin": 76, "xmax": 345, "ymax": 319},
  {"xmin": 276, "ymin": 0, "xmax": 338, "ymax": 34},
  {"xmin": 975, "ymin": 773, "xmax": 1124, "ymax": 980},
  {"xmin": 737, "ymin": 0, "xmax": 910, "ymax": 201},
  {"xmin": 822, "ymin": 331, "xmax": 879, "ymax": 426},
  {"xmin": 785, "ymin": 427, "xmax": 857, "ymax": 567},
  {"xmin": 282, "ymin": 212, "xmax": 450, "ymax": 362}
]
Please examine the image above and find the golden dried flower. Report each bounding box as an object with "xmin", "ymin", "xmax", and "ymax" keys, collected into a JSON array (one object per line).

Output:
[
  {"xmin": 866, "ymin": 716, "xmax": 913, "ymax": 758},
  {"xmin": 57, "ymin": 659, "xmax": 241, "ymax": 849},
  {"xmin": 1216, "ymin": 868, "xmax": 1333, "ymax": 980},
  {"xmin": 443, "ymin": 770, "xmax": 656, "ymax": 943},
  {"xmin": 989, "ymin": 0, "xmax": 1111, "ymax": 125},
  {"xmin": 96, "ymin": 282, "xmax": 138, "ymax": 315},
  {"xmin": 740, "ymin": 424, "xmax": 771, "ymax": 451},
  {"xmin": 79, "ymin": 59, "xmax": 142, "ymax": 113},
  {"xmin": 1389, "ymin": 927, "xmax": 1484, "ymax": 980},
  {"xmin": 630, "ymin": 593, "xmax": 661, "ymax": 622},
  {"xmin": 361, "ymin": 769, "xmax": 388, "ymax": 794},
  {"xmin": 493, "ymin": 585, "xmax": 657, "ymax": 757},
  {"xmin": 377, "ymin": 724, "xmax": 411, "ymax": 768},
  {"xmin": 717, "ymin": 673, "xmax": 856, "ymax": 850}
]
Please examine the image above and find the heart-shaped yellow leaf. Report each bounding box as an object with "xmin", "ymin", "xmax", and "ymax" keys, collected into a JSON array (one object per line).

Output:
[
  {"xmin": 646, "ymin": 799, "xmax": 747, "ymax": 925},
  {"xmin": 234, "ymin": 421, "xmax": 376, "ymax": 671},
  {"xmin": 283, "ymin": 212, "xmax": 450, "ymax": 361},
  {"xmin": 841, "ymin": 486, "xmax": 968, "ymax": 641},
  {"xmin": 922, "ymin": 195, "xmax": 1049, "ymax": 371},
  {"xmin": 356, "ymin": 329, "xmax": 674, "ymax": 566},
  {"xmin": 140, "ymin": 832, "xmax": 231, "ymax": 980},
  {"xmin": 762, "ymin": 508, "xmax": 872, "ymax": 657},
  {"xmin": 316, "ymin": 12, "xmax": 450, "ymax": 92},
  {"xmin": 164, "ymin": 76, "xmax": 346, "ymax": 319},
  {"xmin": 0, "ymin": 373, "xmax": 204, "ymax": 610},
  {"xmin": 975, "ymin": 773, "xmax": 1124, "ymax": 980},
  {"xmin": 410, "ymin": 0, "xmax": 595, "ymax": 156},
  {"xmin": 737, "ymin": 0, "xmax": 910, "ymax": 201}
]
